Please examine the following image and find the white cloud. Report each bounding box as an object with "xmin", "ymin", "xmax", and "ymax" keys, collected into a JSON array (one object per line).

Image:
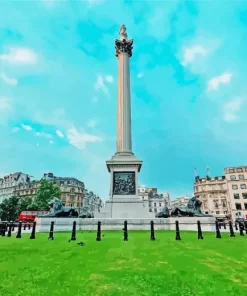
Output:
[
  {"xmin": 0, "ymin": 72, "xmax": 18, "ymax": 86},
  {"xmin": 67, "ymin": 127, "xmax": 102, "ymax": 150},
  {"xmin": 12, "ymin": 127, "xmax": 19, "ymax": 132},
  {"xmin": 87, "ymin": 119, "xmax": 97, "ymax": 128},
  {"xmin": 207, "ymin": 72, "xmax": 232, "ymax": 91},
  {"xmin": 0, "ymin": 47, "xmax": 37, "ymax": 65},
  {"xmin": 35, "ymin": 132, "xmax": 52, "ymax": 139},
  {"xmin": 49, "ymin": 140, "xmax": 54, "ymax": 144},
  {"xmin": 105, "ymin": 75, "xmax": 113, "ymax": 83},
  {"xmin": 223, "ymin": 97, "xmax": 244, "ymax": 122},
  {"xmin": 21, "ymin": 124, "xmax": 32, "ymax": 131},
  {"xmin": 137, "ymin": 73, "xmax": 143, "ymax": 79},
  {"xmin": 56, "ymin": 130, "xmax": 64, "ymax": 138},
  {"xmin": 94, "ymin": 75, "xmax": 108, "ymax": 95},
  {"xmin": 0, "ymin": 97, "xmax": 12, "ymax": 112},
  {"xmin": 0, "ymin": 97, "xmax": 12, "ymax": 125},
  {"xmin": 181, "ymin": 45, "xmax": 208, "ymax": 66}
]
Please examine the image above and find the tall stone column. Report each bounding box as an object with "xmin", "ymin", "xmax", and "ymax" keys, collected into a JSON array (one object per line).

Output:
[{"xmin": 115, "ymin": 25, "xmax": 133, "ymax": 155}]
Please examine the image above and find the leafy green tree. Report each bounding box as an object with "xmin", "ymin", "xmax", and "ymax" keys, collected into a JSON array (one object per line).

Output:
[
  {"xmin": 0, "ymin": 196, "xmax": 19, "ymax": 221},
  {"xmin": 31, "ymin": 179, "xmax": 61, "ymax": 210},
  {"xmin": 17, "ymin": 196, "xmax": 33, "ymax": 212}
]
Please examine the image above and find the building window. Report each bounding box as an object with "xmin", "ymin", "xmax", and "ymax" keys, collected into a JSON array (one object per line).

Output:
[
  {"xmin": 244, "ymin": 203, "xmax": 247, "ymax": 210},
  {"xmin": 234, "ymin": 194, "xmax": 240, "ymax": 199},
  {"xmin": 154, "ymin": 203, "xmax": 156, "ymax": 207},
  {"xmin": 237, "ymin": 168, "xmax": 243, "ymax": 173},
  {"xmin": 235, "ymin": 203, "xmax": 242, "ymax": 210},
  {"xmin": 242, "ymin": 193, "xmax": 247, "ymax": 199},
  {"xmin": 239, "ymin": 175, "xmax": 244, "ymax": 180},
  {"xmin": 149, "ymin": 209, "xmax": 152, "ymax": 212},
  {"xmin": 230, "ymin": 175, "xmax": 236, "ymax": 180},
  {"xmin": 216, "ymin": 211, "xmax": 220, "ymax": 214},
  {"xmin": 222, "ymin": 201, "xmax": 226, "ymax": 207},
  {"xmin": 229, "ymin": 169, "xmax": 234, "ymax": 173},
  {"xmin": 224, "ymin": 211, "xmax": 228, "ymax": 214},
  {"xmin": 241, "ymin": 184, "xmax": 246, "ymax": 189},
  {"xmin": 159, "ymin": 203, "xmax": 161, "ymax": 206},
  {"xmin": 232, "ymin": 185, "xmax": 238, "ymax": 190},
  {"xmin": 154, "ymin": 208, "xmax": 157, "ymax": 212}
]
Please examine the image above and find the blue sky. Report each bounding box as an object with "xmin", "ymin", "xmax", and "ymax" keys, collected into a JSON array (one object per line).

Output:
[{"xmin": 1, "ymin": 0, "xmax": 247, "ymax": 200}]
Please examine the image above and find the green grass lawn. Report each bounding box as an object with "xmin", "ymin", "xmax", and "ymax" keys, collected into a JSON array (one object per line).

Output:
[{"xmin": 1, "ymin": 230, "xmax": 247, "ymax": 296}]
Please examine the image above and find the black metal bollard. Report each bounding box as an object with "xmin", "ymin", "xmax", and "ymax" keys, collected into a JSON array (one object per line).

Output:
[
  {"xmin": 7, "ymin": 224, "xmax": 12, "ymax": 237},
  {"xmin": 219, "ymin": 223, "xmax": 221, "ymax": 230},
  {"xmin": 23, "ymin": 224, "xmax": 26, "ymax": 230},
  {"xmin": 175, "ymin": 220, "xmax": 181, "ymax": 240},
  {"xmin": 16, "ymin": 222, "xmax": 22, "ymax": 239},
  {"xmin": 71, "ymin": 221, "xmax": 76, "ymax": 241},
  {"xmin": 244, "ymin": 221, "xmax": 247, "ymax": 234},
  {"xmin": 96, "ymin": 221, "xmax": 101, "ymax": 241},
  {"xmin": 150, "ymin": 221, "xmax": 155, "ymax": 241},
  {"xmin": 2, "ymin": 223, "xmax": 7, "ymax": 236},
  {"xmin": 28, "ymin": 224, "xmax": 31, "ymax": 230},
  {"xmin": 229, "ymin": 221, "xmax": 235, "ymax": 237},
  {"xmin": 48, "ymin": 221, "xmax": 54, "ymax": 240},
  {"xmin": 239, "ymin": 222, "xmax": 245, "ymax": 236},
  {"xmin": 123, "ymin": 220, "xmax": 128, "ymax": 241},
  {"xmin": 12, "ymin": 225, "xmax": 15, "ymax": 231},
  {"xmin": 197, "ymin": 221, "xmax": 203, "ymax": 240},
  {"xmin": 30, "ymin": 222, "xmax": 36, "ymax": 240},
  {"xmin": 235, "ymin": 222, "xmax": 238, "ymax": 231},
  {"xmin": 215, "ymin": 221, "xmax": 221, "ymax": 239},
  {"xmin": 223, "ymin": 223, "xmax": 226, "ymax": 230}
]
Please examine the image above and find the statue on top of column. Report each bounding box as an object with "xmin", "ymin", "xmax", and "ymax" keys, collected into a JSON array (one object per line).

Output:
[{"xmin": 119, "ymin": 24, "xmax": 128, "ymax": 41}]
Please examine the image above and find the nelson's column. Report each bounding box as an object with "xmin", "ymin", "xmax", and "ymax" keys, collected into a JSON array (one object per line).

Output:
[{"xmin": 95, "ymin": 25, "xmax": 153, "ymax": 219}]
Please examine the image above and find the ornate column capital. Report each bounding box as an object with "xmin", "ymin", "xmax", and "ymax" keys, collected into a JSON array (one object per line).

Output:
[{"xmin": 115, "ymin": 39, "xmax": 133, "ymax": 58}]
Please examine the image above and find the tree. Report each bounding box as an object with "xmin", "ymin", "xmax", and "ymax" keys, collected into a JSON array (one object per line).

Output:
[
  {"xmin": 0, "ymin": 196, "xmax": 19, "ymax": 221},
  {"xmin": 31, "ymin": 179, "xmax": 61, "ymax": 210}
]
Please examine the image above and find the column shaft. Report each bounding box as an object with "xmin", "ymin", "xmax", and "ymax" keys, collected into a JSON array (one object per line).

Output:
[{"xmin": 116, "ymin": 53, "xmax": 132, "ymax": 153}]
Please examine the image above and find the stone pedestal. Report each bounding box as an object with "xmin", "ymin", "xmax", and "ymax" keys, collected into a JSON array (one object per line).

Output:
[{"xmin": 35, "ymin": 217, "xmax": 216, "ymax": 232}]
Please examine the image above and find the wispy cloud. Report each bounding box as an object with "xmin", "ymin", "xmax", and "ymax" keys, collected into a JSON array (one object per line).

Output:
[
  {"xmin": 87, "ymin": 119, "xmax": 97, "ymax": 128},
  {"xmin": 105, "ymin": 75, "xmax": 113, "ymax": 83},
  {"xmin": 35, "ymin": 132, "xmax": 52, "ymax": 139},
  {"xmin": 0, "ymin": 72, "xmax": 18, "ymax": 86},
  {"xmin": 223, "ymin": 97, "xmax": 244, "ymax": 122},
  {"xmin": 207, "ymin": 72, "xmax": 232, "ymax": 91},
  {"xmin": 67, "ymin": 127, "xmax": 102, "ymax": 150},
  {"xmin": 181, "ymin": 45, "xmax": 208, "ymax": 66},
  {"xmin": 94, "ymin": 75, "xmax": 108, "ymax": 95},
  {"xmin": 21, "ymin": 124, "xmax": 32, "ymax": 131},
  {"xmin": 0, "ymin": 97, "xmax": 12, "ymax": 112},
  {"xmin": 56, "ymin": 130, "xmax": 64, "ymax": 138},
  {"xmin": 0, "ymin": 47, "xmax": 37, "ymax": 65},
  {"xmin": 12, "ymin": 127, "xmax": 19, "ymax": 132}
]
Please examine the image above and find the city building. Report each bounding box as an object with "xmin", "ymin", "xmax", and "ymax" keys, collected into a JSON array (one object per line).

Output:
[
  {"xmin": 194, "ymin": 175, "xmax": 230, "ymax": 221},
  {"xmin": 224, "ymin": 166, "xmax": 247, "ymax": 220},
  {"xmin": 138, "ymin": 185, "xmax": 170, "ymax": 213},
  {"xmin": 13, "ymin": 180, "xmax": 39, "ymax": 199},
  {"xmin": 43, "ymin": 173, "xmax": 85, "ymax": 210},
  {"xmin": 0, "ymin": 172, "xmax": 31, "ymax": 204},
  {"xmin": 170, "ymin": 195, "xmax": 190, "ymax": 209},
  {"xmin": 82, "ymin": 190, "xmax": 104, "ymax": 215}
]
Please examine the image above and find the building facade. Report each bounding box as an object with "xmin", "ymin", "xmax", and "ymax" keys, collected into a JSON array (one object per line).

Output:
[
  {"xmin": 170, "ymin": 195, "xmax": 190, "ymax": 209},
  {"xmin": 43, "ymin": 173, "xmax": 85, "ymax": 210},
  {"xmin": 0, "ymin": 172, "xmax": 31, "ymax": 204},
  {"xmin": 138, "ymin": 185, "xmax": 170, "ymax": 213},
  {"xmin": 194, "ymin": 175, "xmax": 230, "ymax": 221},
  {"xmin": 224, "ymin": 166, "xmax": 247, "ymax": 220}
]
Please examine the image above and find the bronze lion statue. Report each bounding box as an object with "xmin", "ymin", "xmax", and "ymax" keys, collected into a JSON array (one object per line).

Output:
[{"xmin": 38, "ymin": 197, "xmax": 79, "ymax": 218}]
